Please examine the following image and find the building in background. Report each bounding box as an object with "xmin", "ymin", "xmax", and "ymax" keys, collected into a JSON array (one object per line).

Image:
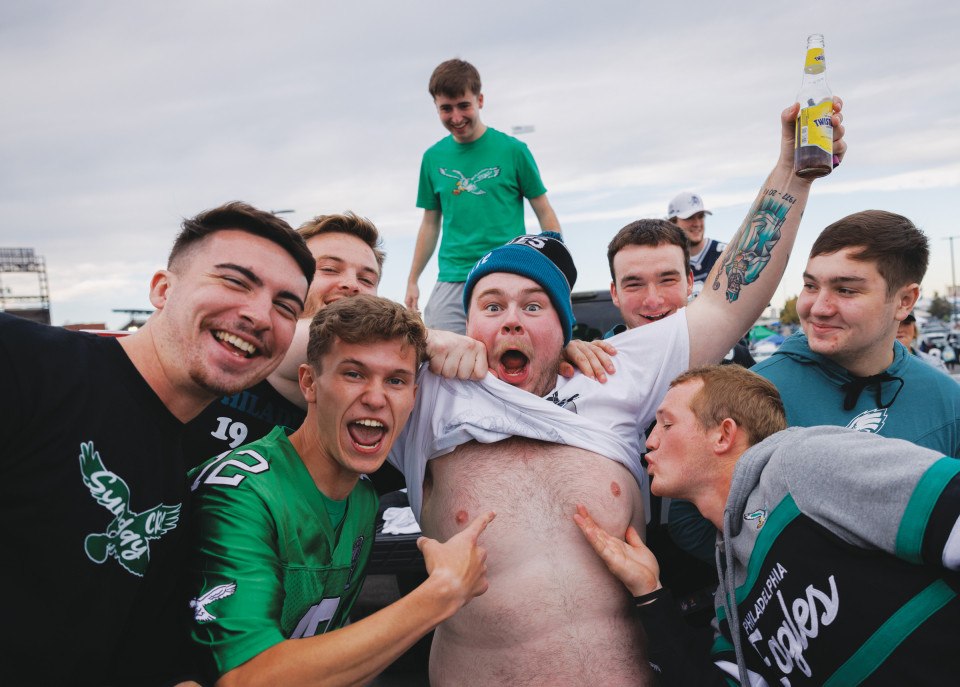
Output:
[{"xmin": 0, "ymin": 248, "xmax": 50, "ymax": 325}]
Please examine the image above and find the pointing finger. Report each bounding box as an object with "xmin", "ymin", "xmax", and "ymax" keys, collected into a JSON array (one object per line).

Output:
[{"xmin": 465, "ymin": 511, "xmax": 496, "ymax": 541}]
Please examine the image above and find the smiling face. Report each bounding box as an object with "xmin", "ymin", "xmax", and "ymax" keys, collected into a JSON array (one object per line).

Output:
[
  {"xmin": 610, "ymin": 243, "xmax": 694, "ymax": 329},
  {"xmin": 466, "ymin": 272, "xmax": 564, "ymax": 396},
  {"xmin": 674, "ymin": 212, "xmax": 706, "ymax": 252},
  {"xmin": 150, "ymin": 229, "xmax": 307, "ymax": 399},
  {"xmin": 644, "ymin": 380, "xmax": 714, "ymax": 499},
  {"xmin": 299, "ymin": 337, "xmax": 418, "ymax": 496},
  {"xmin": 302, "ymin": 232, "xmax": 381, "ymax": 317},
  {"xmin": 434, "ymin": 89, "xmax": 486, "ymax": 143},
  {"xmin": 798, "ymin": 248, "xmax": 917, "ymax": 376}
]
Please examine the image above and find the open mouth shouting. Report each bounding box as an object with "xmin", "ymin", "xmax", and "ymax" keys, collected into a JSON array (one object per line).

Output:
[
  {"xmin": 497, "ymin": 349, "xmax": 530, "ymax": 385},
  {"xmin": 214, "ymin": 330, "xmax": 260, "ymax": 358},
  {"xmin": 347, "ymin": 418, "xmax": 387, "ymax": 452}
]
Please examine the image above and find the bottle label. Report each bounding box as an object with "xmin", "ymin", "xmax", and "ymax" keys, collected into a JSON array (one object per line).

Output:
[
  {"xmin": 804, "ymin": 47, "xmax": 825, "ymax": 73},
  {"xmin": 796, "ymin": 100, "xmax": 833, "ymax": 154}
]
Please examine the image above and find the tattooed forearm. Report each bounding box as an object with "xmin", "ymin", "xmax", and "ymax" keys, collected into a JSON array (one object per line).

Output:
[{"xmin": 712, "ymin": 190, "xmax": 795, "ymax": 302}]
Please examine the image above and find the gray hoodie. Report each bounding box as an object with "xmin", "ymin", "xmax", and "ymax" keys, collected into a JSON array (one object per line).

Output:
[{"xmin": 714, "ymin": 425, "xmax": 960, "ymax": 685}]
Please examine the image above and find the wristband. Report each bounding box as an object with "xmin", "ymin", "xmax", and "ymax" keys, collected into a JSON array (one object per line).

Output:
[{"xmin": 633, "ymin": 586, "xmax": 669, "ymax": 607}]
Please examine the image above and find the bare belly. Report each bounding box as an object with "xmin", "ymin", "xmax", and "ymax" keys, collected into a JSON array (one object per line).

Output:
[{"xmin": 421, "ymin": 437, "xmax": 654, "ymax": 686}]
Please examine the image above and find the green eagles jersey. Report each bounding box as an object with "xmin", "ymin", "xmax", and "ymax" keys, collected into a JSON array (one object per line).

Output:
[
  {"xmin": 417, "ymin": 127, "xmax": 547, "ymax": 281},
  {"xmin": 188, "ymin": 426, "xmax": 378, "ymax": 677}
]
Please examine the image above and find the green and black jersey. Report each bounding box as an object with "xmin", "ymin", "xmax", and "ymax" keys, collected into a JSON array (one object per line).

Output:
[
  {"xmin": 188, "ymin": 426, "xmax": 377, "ymax": 678},
  {"xmin": 641, "ymin": 426, "xmax": 960, "ymax": 686},
  {"xmin": 182, "ymin": 378, "xmax": 306, "ymax": 470},
  {"xmin": 712, "ymin": 426, "xmax": 960, "ymax": 686}
]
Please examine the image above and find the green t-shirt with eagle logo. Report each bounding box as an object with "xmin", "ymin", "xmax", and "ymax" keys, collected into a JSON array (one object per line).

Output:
[
  {"xmin": 417, "ymin": 127, "xmax": 547, "ymax": 281},
  {"xmin": 188, "ymin": 426, "xmax": 377, "ymax": 678}
]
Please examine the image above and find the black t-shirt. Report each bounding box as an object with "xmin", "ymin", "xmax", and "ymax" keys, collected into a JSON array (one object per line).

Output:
[{"xmin": 0, "ymin": 314, "xmax": 194, "ymax": 685}]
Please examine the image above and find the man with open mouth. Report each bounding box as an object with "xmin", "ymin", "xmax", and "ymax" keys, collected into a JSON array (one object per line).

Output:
[
  {"xmin": 188, "ymin": 295, "xmax": 494, "ymax": 686},
  {"xmin": 388, "ymin": 99, "xmax": 847, "ymax": 686}
]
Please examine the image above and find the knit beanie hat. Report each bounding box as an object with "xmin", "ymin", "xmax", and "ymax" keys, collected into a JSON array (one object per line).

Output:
[{"xmin": 462, "ymin": 231, "xmax": 578, "ymax": 344}]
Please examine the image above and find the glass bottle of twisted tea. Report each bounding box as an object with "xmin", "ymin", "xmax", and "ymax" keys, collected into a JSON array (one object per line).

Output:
[{"xmin": 795, "ymin": 34, "xmax": 833, "ymax": 178}]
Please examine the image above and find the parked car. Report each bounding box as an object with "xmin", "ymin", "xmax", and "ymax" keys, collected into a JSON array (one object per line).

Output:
[
  {"xmin": 921, "ymin": 332, "xmax": 948, "ymax": 352},
  {"xmin": 571, "ymin": 289, "xmax": 622, "ymax": 340}
]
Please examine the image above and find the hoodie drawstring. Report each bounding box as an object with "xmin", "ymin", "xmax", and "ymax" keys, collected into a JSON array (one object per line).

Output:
[
  {"xmin": 718, "ymin": 511, "xmax": 752, "ymax": 686},
  {"xmin": 839, "ymin": 372, "xmax": 904, "ymax": 411}
]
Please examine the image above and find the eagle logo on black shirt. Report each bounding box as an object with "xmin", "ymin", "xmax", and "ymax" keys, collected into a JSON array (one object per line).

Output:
[{"xmin": 78, "ymin": 441, "xmax": 181, "ymax": 577}]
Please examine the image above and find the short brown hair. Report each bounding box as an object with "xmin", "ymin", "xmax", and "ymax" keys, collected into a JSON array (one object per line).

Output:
[
  {"xmin": 607, "ymin": 219, "xmax": 691, "ymax": 282},
  {"xmin": 169, "ymin": 201, "xmax": 314, "ymax": 284},
  {"xmin": 810, "ymin": 210, "xmax": 929, "ymax": 296},
  {"xmin": 307, "ymin": 295, "xmax": 427, "ymax": 371},
  {"xmin": 670, "ymin": 365, "xmax": 786, "ymax": 446},
  {"xmin": 297, "ymin": 212, "xmax": 386, "ymax": 272},
  {"xmin": 429, "ymin": 59, "xmax": 481, "ymax": 99}
]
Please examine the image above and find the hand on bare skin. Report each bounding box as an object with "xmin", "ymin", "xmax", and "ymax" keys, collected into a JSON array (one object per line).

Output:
[
  {"xmin": 426, "ymin": 328, "xmax": 488, "ymax": 380},
  {"xmin": 559, "ymin": 339, "xmax": 618, "ymax": 382},
  {"xmin": 573, "ymin": 504, "xmax": 660, "ymax": 597},
  {"xmin": 779, "ymin": 96, "xmax": 846, "ymax": 173},
  {"xmin": 404, "ymin": 282, "xmax": 420, "ymax": 313},
  {"xmin": 418, "ymin": 511, "xmax": 495, "ymax": 610}
]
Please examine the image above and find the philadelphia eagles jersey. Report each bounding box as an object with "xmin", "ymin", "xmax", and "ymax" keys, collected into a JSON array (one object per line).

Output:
[
  {"xmin": 690, "ymin": 238, "xmax": 726, "ymax": 294},
  {"xmin": 713, "ymin": 427, "xmax": 960, "ymax": 685},
  {"xmin": 182, "ymin": 378, "xmax": 306, "ymax": 470},
  {"xmin": 641, "ymin": 426, "xmax": 960, "ymax": 686},
  {"xmin": 188, "ymin": 426, "xmax": 377, "ymax": 678}
]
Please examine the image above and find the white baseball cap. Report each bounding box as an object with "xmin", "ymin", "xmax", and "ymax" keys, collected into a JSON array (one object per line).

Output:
[{"xmin": 667, "ymin": 191, "xmax": 712, "ymax": 220}]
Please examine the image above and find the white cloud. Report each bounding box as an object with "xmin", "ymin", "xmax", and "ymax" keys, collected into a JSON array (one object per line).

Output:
[{"xmin": 2, "ymin": 0, "xmax": 959, "ymax": 322}]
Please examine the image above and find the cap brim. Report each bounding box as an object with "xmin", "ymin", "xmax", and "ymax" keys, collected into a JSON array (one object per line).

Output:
[{"xmin": 675, "ymin": 209, "xmax": 713, "ymax": 220}]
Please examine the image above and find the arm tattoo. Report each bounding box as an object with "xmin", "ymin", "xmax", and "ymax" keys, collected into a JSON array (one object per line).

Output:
[{"xmin": 712, "ymin": 192, "xmax": 792, "ymax": 302}]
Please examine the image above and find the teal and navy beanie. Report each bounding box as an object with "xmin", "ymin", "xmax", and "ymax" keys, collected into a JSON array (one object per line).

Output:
[{"xmin": 463, "ymin": 231, "xmax": 578, "ymax": 344}]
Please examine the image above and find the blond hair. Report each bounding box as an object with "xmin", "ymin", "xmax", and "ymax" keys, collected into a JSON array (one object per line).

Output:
[{"xmin": 670, "ymin": 365, "xmax": 786, "ymax": 445}]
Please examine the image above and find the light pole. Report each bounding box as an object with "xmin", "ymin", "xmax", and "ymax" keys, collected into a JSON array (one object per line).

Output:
[{"xmin": 947, "ymin": 236, "xmax": 959, "ymax": 325}]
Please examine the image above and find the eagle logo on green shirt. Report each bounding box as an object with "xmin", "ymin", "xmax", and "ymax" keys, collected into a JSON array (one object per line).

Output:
[
  {"xmin": 78, "ymin": 441, "xmax": 181, "ymax": 577},
  {"xmin": 439, "ymin": 167, "xmax": 501, "ymax": 195},
  {"xmin": 190, "ymin": 582, "xmax": 237, "ymax": 622}
]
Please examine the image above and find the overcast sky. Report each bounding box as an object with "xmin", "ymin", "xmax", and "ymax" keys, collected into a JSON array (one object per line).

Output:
[{"xmin": 2, "ymin": 0, "xmax": 959, "ymax": 327}]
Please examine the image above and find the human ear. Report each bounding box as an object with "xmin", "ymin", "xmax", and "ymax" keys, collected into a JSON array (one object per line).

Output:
[
  {"xmin": 298, "ymin": 363, "xmax": 318, "ymax": 402},
  {"xmin": 610, "ymin": 281, "xmax": 621, "ymax": 308},
  {"xmin": 895, "ymin": 283, "xmax": 921, "ymax": 320},
  {"xmin": 714, "ymin": 417, "xmax": 739, "ymax": 454},
  {"xmin": 148, "ymin": 270, "xmax": 172, "ymax": 309}
]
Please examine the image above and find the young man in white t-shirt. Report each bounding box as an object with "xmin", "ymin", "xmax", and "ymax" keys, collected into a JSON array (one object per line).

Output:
[{"xmin": 390, "ymin": 101, "xmax": 847, "ymax": 685}]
